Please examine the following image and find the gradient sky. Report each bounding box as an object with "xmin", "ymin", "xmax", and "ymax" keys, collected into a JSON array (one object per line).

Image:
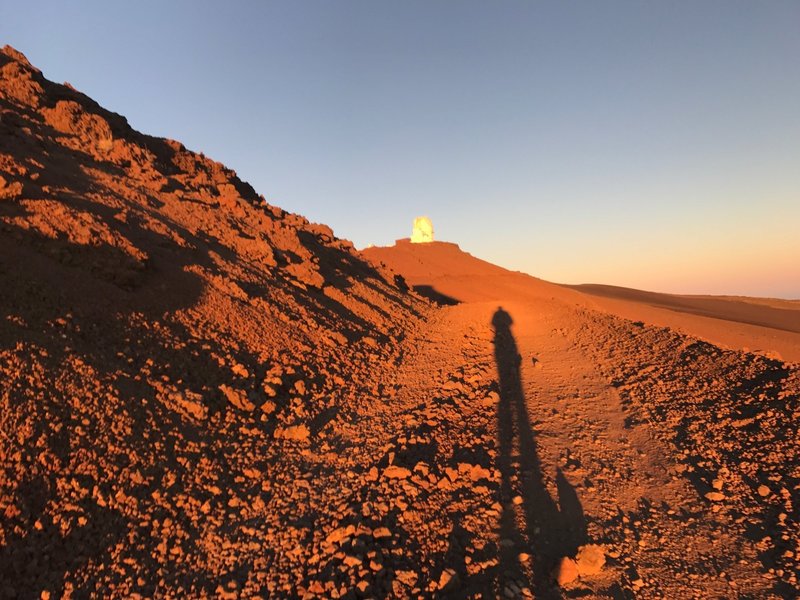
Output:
[{"xmin": 3, "ymin": 1, "xmax": 799, "ymax": 297}]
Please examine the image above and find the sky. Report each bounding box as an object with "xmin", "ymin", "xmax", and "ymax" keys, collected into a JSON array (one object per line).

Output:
[{"xmin": 3, "ymin": 1, "xmax": 799, "ymax": 297}]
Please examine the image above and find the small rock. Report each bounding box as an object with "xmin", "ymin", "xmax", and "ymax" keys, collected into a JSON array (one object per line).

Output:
[
  {"xmin": 231, "ymin": 363, "xmax": 249, "ymax": 378},
  {"xmin": 277, "ymin": 424, "xmax": 310, "ymax": 441},
  {"xmin": 757, "ymin": 485, "xmax": 771, "ymax": 497},
  {"xmin": 219, "ymin": 384, "xmax": 255, "ymax": 411},
  {"xmin": 174, "ymin": 391, "xmax": 207, "ymax": 419},
  {"xmin": 437, "ymin": 568, "xmax": 458, "ymax": 590},
  {"xmin": 705, "ymin": 491, "xmax": 725, "ymax": 502},
  {"xmin": 444, "ymin": 466, "xmax": 459, "ymax": 482},
  {"xmin": 307, "ymin": 582, "xmax": 325, "ymax": 594},
  {"xmin": 469, "ymin": 464, "xmax": 492, "ymax": 481},
  {"xmin": 480, "ymin": 391, "xmax": 499, "ymax": 407},
  {"xmin": 343, "ymin": 555, "xmax": 362, "ymax": 567},
  {"xmin": 556, "ymin": 557, "xmax": 579, "ymax": 586},
  {"xmin": 326, "ymin": 526, "xmax": 353, "ymax": 545},
  {"xmin": 575, "ymin": 544, "xmax": 605, "ymax": 576},
  {"xmin": 384, "ymin": 465, "xmax": 412, "ymax": 479}
]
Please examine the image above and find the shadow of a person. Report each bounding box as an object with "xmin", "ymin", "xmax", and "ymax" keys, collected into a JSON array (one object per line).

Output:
[{"xmin": 492, "ymin": 306, "xmax": 587, "ymax": 597}]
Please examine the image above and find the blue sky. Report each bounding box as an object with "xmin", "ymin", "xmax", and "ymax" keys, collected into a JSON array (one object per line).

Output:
[{"xmin": 3, "ymin": 1, "xmax": 799, "ymax": 296}]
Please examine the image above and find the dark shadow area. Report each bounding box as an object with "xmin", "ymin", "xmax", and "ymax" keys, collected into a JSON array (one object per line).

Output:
[
  {"xmin": 493, "ymin": 306, "xmax": 587, "ymax": 598},
  {"xmin": 412, "ymin": 284, "xmax": 461, "ymax": 306},
  {"xmin": 0, "ymin": 475, "xmax": 125, "ymax": 596}
]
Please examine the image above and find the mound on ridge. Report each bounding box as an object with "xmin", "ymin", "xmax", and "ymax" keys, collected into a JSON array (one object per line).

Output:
[{"xmin": 363, "ymin": 239, "xmax": 581, "ymax": 306}]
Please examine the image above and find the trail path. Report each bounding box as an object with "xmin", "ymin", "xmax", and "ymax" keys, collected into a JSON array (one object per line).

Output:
[{"xmin": 386, "ymin": 295, "xmax": 783, "ymax": 598}]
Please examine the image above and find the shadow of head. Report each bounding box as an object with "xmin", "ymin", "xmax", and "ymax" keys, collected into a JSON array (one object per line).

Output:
[{"xmin": 492, "ymin": 306, "xmax": 513, "ymax": 332}]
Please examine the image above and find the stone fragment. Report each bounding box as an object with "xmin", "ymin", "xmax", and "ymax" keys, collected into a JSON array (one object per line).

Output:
[
  {"xmin": 437, "ymin": 568, "xmax": 458, "ymax": 590},
  {"xmin": 480, "ymin": 391, "xmax": 500, "ymax": 407},
  {"xmin": 575, "ymin": 544, "xmax": 605, "ymax": 576},
  {"xmin": 326, "ymin": 526, "xmax": 353, "ymax": 545},
  {"xmin": 174, "ymin": 391, "xmax": 207, "ymax": 419},
  {"xmin": 343, "ymin": 555, "xmax": 362, "ymax": 567},
  {"xmin": 231, "ymin": 363, "xmax": 249, "ymax": 377},
  {"xmin": 469, "ymin": 464, "xmax": 492, "ymax": 481},
  {"xmin": 556, "ymin": 557, "xmax": 579, "ymax": 586},
  {"xmin": 307, "ymin": 582, "xmax": 325, "ymax": 594},
  {"xmin": 276, "ymin": 424, "xmax": 310, "ymax": 441},
  {"xmin": 384, "ymin": 465, "xmax": 412, "ymax": 479},
  {"xmin": 219, "ymin": 384, "xmax": 255, "ymax": 411}
]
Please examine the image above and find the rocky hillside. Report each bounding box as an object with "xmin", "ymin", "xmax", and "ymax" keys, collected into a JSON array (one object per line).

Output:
[{"xmin": 0, "ymin": 46, "xmax": 431, "ymax": 598}]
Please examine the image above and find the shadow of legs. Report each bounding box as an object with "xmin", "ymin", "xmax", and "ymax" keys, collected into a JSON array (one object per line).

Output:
[{"xmin": 492, "ymin": 307, "xmax": 587, "ymax": 597}]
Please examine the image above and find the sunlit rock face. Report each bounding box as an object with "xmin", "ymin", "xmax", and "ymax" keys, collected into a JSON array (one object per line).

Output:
[{"xmin": 410, "ymin": 216, "xmax": 434, "ymax": 243}]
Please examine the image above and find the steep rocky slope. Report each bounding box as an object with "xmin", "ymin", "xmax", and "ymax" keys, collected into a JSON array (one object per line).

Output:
[{"xmin": 0, "ymin": 46, "xmax": 432, "ymax": 598}]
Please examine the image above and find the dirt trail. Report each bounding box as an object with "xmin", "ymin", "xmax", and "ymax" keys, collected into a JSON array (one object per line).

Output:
[
  {"xmin": 388, "ymin": 294, "xmax": 791, "ymax": 598},
  {"xmin": 366, "ymin": 239, "xmax": 799, "ymax": 598}
]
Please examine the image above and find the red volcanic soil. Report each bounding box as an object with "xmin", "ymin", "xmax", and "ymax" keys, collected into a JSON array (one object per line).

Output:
[
  {"xmin": 364, "ymin": 240, "xmax": 800, "ymax": 597},
  {"xmin": 1, "ymin": 45, "xmax": 798, "ymax": 599}
]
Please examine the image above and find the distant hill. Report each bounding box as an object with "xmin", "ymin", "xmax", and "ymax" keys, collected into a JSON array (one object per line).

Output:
[{"xmin": 364, "ymin": 240, "xmax": 800, "ymax": 362}]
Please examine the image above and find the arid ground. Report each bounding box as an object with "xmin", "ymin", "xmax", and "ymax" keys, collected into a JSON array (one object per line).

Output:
[{"xmin": 1, "ymin": 46, "xmax": 798, "ymax": 599}]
